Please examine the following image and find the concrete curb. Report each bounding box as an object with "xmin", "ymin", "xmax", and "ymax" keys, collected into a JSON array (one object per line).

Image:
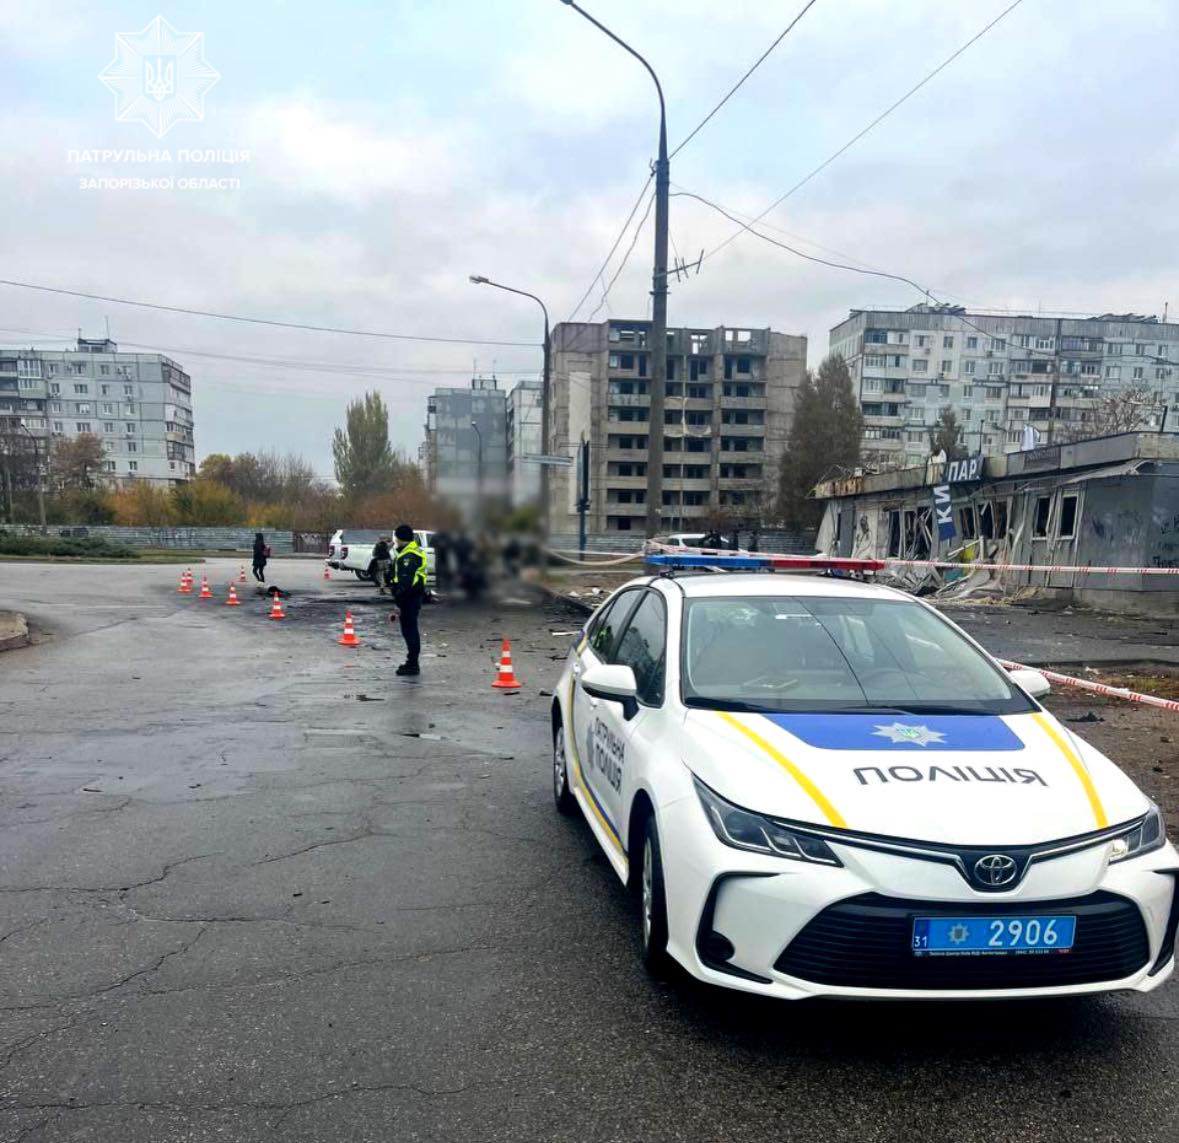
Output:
[
  {"xmin": 0, "ymin": 611, "xmax": 30, "ymax": 653},
  {"xmin": 537, "ymin": 583, "xmax": 595, "ymax": 617}
]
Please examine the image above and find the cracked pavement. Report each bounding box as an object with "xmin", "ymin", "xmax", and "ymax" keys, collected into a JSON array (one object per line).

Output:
[{"xmin": 1, "ymin": 559, "xmax": 1178, "ymax": 1142}]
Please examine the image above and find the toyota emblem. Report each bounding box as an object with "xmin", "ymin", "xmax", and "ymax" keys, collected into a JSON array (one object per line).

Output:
[{"xmin": 974, "ymin": 853, "xmax": 1018, "ymax": 887}]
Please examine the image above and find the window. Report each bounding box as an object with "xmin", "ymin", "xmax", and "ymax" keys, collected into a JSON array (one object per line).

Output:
[
  {"xmin": 680, "ymin": 596, "xmax": 1031, "ymax": 713},
  {"xmin": 1081, "ymin": 362, "xmax": 1099, "ymax": 376},
  {"xmin": 76, "ymin": 403, "xmax": 91, "ymax": 414},
  {"xmin": 72, "ymin": 363, "xmax": 85, "ymax": 375},
  {"xmin": 103, "ymin": 422, "xmax": 115, "ymax": 433},
  {"xmin": 1058, "ymin": 495, "xmax": 1079, "ymax": 539},
  {"xmin": 1033, "ymin": 496, "xmax": 1052, "ymax": 538},
  {"xmin": 128, "ymin": 461, "xmax": 138, "ymax": 472},
  {"xmin": 124, "ymin": 422, "xmax": 136, "ymax": 434},
  {"xmin": 940, "ymin": 360, "xmax": 953, "ymax": 374},
  {"xmin": 49, "ymin": 383, "xmax": 60, "ymax": 395},
  {"xmin": 937, "ymin": 385, "xmax": 950, "ymax": 398},
  {"xmin": 862, "ymin": 378, "xmax": 882, "ymax": 392},
  {"xmin": 990, "ymin": 338, "xmax": 1007, "ymax": 351},
  {"xmin": 75, "ymin": 421, "xmax": 91, "ymax": 432},
  {"xmin": 73, "ymin": 384, "xmax": 89, "ymax": 394},
  {"xmin": 1105, "ymin": 365, "xmax": 1121, "ymax": 380},
  {"xmin": 865, "ymin": 330, "xmax": 888, "ymax": 344},
  {"xmin": 100, "ymin": 364, "xmax": 110, "ymax": 375},
  {"xmin": 962, "ymin": 386, "xmax": 973, "ymax": 399},
  {"xmin": 1133, "ymin": 367, "xmax": 1144, "ymax": 380},
  {"xmin": 1034, "ymin": 337, "xmax": 1054, "ymax": 350},
  {"xmin": 966, "ymin": 336, "xmax": 978, "ymax": 350},
  {"xmin": 987, "ymin": 362, "xmax": 1004, "ymax": 375},
  {"xmin": 963, "ymin": 360, "xmax": 976, "ymax": 376},
  {"xmin": 124, "ymin": 404, "xmax": 135, "ymax": 415},
  {"xmin": 915, "ymin": 335, "xmax": 929, "ymax": 347},
  {"xmin": 865, "ymin": 355, "xmax": 885, "ymax": 368},
  {"xmin": 959, "ymin": 506, "xmax": 977, "ymax": 539},
  {"xmin": 123, "ymin": 384, "xmax": 134, "ymax": 395},
  {"xmin": 126, "ymin": 441, "xmax": 137, "ymax": 453},
  {"xmin": 912, "ymin": 359, "xmax": 928, "ymax": 373},
  {"xmin": 1135, "ymin": 344, "xmax": 1146, "ymax": 356},
  {"xmin": 736, "ymin": 356, "xmax": 751, "ymax": 374},
  {"xmin": 610, "ymin": 592, "xmax": 666, "ymax": 705},
  {"xmin": 586, "ymin": 591, "xmax": 641, "ymax": 659},
  {"xmin": 52, "ymin": 421, "xmax": 63, "ymax": 433},
  {"xmin": 17, "ymin": 359, "xmax": 41, "ymax": 379},
  {"xmin": 943, "ymin": 335, "xmax": 954, "ymax": 349},
  {"xmin": 99, "ymin": 402, "xmax": 113, "ymax": 414},
  {"xmin": 1106, "ymin": 342, "xmax": 1123, "ymax": 356}
]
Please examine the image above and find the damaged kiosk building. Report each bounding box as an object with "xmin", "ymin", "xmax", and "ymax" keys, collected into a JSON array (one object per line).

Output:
[{"xmin": 813, "ymin": 431, "xmax": 1179, "ymax": 613}]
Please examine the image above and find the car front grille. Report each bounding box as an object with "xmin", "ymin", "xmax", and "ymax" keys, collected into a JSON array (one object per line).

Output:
[{"xmin": 774, "ymin": 891, "xmax": 1150, "ymax": 990}]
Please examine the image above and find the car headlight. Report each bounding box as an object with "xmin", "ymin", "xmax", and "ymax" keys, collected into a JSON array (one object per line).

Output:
[
  {"xmin": 1110, "ymin": 803, "xmax": 1166, "ymax": 863},
  {"xmin": 693, "ymin": 777, "xmax": 841, "ymax": 866}
]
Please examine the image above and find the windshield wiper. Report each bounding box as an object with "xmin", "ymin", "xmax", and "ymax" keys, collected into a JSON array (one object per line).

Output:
[{"xmin": 683, "ymin": 697, "xmax": 778, "ymax": 713}]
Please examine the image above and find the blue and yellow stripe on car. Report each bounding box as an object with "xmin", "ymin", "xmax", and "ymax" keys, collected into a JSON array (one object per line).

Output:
[
  {"xmin": 566, "ymin": 677, "xmax": 624, "ymax": 853},
  {"xmin": 717, "ymin": 712, "xmax": 848, "ymax": 828},
  {"xmin": 1032, "ymin": 712, "xmax": 1109, "ymax": 828}
]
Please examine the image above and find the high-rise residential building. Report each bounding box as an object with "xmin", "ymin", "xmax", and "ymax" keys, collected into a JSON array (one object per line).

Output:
[
  {"xmin": 422, "ymin": 376, "xmax": 509, "ymax": 523},
  {"xmin": 547, "ymin": 320, "xmax": 807, "ymax": 536},
  {"xmin": 506, "ymin": 378, "xmax": 543, "ymax": 509},
  {"xmin": 0, "ymin": 337, "xmax": 195, "ymax": 485},
  {"xmin": 830, "ymin": 305, "xmax": 1179, "ymax": 470}
]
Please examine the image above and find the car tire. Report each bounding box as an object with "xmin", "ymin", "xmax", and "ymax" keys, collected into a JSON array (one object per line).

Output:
[
  {"xmin": 354, "ymin": 569, "xmax": 372, "ymax": 582},
  {"xmin": 639, "ymin": 814, "xmax": 670, "ymax": 975},
  {"xmin": 552, "ymin": 723, "xmax": 576, "ymax": 816}
]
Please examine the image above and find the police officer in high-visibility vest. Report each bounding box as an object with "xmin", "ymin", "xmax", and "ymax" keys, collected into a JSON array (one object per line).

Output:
[{"xmin": 389, "ymin": 523, "xmax": 428, "ymax": 676}]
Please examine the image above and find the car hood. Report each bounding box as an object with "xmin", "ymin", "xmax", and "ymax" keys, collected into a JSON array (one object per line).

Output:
[{"xmin": 681, "ymin": 707, "xmax": 1147, "ymax": 846}]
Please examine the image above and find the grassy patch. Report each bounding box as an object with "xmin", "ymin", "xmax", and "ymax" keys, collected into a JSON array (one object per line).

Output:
[{"xmin": 0, "ymin": 531, "xmax": 138, "ymax": 560}]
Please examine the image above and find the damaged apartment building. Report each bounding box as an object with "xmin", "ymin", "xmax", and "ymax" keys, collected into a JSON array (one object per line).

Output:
[{"xmin": 813, "ymin": 431, "xmax": 1179, "ymax": 613}]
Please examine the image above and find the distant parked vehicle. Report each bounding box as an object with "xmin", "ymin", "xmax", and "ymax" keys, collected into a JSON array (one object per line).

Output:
[{"xmin": 326, "ymin": 529, "xmax": 435, "ymax": 583}]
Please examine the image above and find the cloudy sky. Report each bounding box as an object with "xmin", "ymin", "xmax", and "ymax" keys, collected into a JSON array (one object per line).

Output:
[{"xmin": 1, "ymin": 0, "xmax": 1176, "ymax": 476}]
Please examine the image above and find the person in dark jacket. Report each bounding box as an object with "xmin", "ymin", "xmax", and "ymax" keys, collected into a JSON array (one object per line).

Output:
[
  {"xmin": 252, "ymin": 533, "xmax": 268, "ymax": 582},
  {"xmin": 388, "ymin": 523, "xmax": 427, "ymax": 676},
  {"xmin": 371, "ymin": 536, "xmax": 393, "ymax": 594}
]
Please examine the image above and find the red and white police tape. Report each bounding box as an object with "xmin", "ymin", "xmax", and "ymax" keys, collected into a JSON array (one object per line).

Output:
[{"xmin": 998, "ymin": 659, "xmax": 1179, "ymax": 714}]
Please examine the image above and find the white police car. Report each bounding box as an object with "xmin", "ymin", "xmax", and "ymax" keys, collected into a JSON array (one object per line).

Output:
[{"xmin": 550, "ymin": 557, "xmax": 1178, "ymax": 999}]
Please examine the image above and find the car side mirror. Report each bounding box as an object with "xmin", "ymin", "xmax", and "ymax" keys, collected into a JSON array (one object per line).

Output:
[
  {"xmin": 1007, "ymin": 667, "xmax": 1051, "ymax": 699},
  {"xmin": 581, "ymin": 663, "xmax": 640, "ymax": 720}
]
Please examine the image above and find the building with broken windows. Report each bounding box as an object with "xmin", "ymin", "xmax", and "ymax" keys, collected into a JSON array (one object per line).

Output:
[
  {"xmin": 828, "ymin": 305, "xmax": 1179, "ymax": 472},
  {"xmin": 546, "ymin": 319, "xmax": 806, "ymax": 537},
  {"xmin": 813, "ymin": 431, "xmax": 1179, "ymax": 613}
]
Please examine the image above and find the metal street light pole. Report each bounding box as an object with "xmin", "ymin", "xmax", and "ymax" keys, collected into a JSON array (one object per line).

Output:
[
  {"xmin": 469, "ymin": 275, "xmax": 551, "ymax": 534},
  {"xmin": 470, "ymin": 419, "xmax": 484, "ymax": 531},
  {"xmin": 560, "ymin": 0, "xmax": 668, "ymax": 537}
]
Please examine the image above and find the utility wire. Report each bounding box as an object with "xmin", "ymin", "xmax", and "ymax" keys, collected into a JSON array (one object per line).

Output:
[
  {"xmin": 587, "ymin": 189, "xmax": 656, "ymax": 323},
  {"xmin": 674, "ymin": 190, "xmax": 934, "ymax": 296},
  {"xmin": 701, "ymin": 0, "xmax": 1026, "ymax": 263},
  {"xmin": 566, "ymin": 174, "xmax": 653, "ymax": 323},
  {"xmin": 0, "ymin": 279, "xmax": 538, "ymax": 348},
  {"xmin": 669, "ymin": 0, "xmax": 820, "ymax": 159}
]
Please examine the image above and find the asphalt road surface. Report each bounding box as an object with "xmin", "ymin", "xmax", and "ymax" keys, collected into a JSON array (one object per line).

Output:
[{"xmin": 1, "ymin": 560, "xmax": 1177, "ymax": 1142}]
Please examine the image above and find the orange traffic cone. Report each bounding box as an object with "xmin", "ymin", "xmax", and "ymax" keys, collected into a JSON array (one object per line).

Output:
[
  {"xmin": 178, "ymin": 569, "xmax": 192, "ymax": 594},
  {"xmin": 338, "ymin": 611, "xmax": 360, "ymax": 647},
  {"xmin": 323, "ymin": 563, "xmax": 331, "ymax": 581},
  {"xmin": 491, "ymin": 638, "xmax": 522, "ymax": 690},
  {"xmin": 225, "ymin": 583, "xmax": 241, "ymax": 607},
  {"xmin": 239, "ymin": 565, "xmax": 247, "ymax": 583},
  {"xmin": 268, "ymin": 593, "xmax": 286, "ymax": 620},
  {"xmin": 198, "ymin": 574, "xmax": 213, "ymax": 600}
]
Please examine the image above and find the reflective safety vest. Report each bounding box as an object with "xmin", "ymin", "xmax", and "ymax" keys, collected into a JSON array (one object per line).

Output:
[{"xmin": 396, "ymin": 539, "xmax": 428, "ymax": 590}]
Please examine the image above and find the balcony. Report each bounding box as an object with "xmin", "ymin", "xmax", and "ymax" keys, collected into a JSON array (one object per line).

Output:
[
  {"xmin": 718, "ymin": 395, "xmax": 766, "ymax": 411},
  {"xmin": 719, "ymin": 422, "xmax": 765, "ymax": 436},
  {"xmin": 605, "ymin": 474, "xmax": 647, "ymax": 490},
  {"xmin": 606, "ymin": 447, "xmax": 649, "ymax": 463},
  {"xmin": 608, "ymin": 392, "xmax": 650, "ymax": 408}
]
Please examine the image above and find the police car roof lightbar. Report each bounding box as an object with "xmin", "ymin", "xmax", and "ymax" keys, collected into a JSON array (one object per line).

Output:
[{"xmin": 644, "ymin": 553, "xmax": 887, "ymax": 573}]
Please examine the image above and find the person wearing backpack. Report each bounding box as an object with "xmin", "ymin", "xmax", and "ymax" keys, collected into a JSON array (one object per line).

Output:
[
  {"xmin": 252, "ymin": 532, "xmax": 269, "ymax": 583},
  {"xmin": 388, "ymin": 524, "xmax": 427, "ymax": 676}
]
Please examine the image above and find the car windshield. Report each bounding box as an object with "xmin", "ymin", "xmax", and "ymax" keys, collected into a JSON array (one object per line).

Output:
[{"xmin": 681, "ymin": 595, "xmax": 1034, "ymax": 715}]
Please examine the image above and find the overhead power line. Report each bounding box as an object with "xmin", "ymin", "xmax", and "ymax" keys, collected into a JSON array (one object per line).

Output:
[
  {"xmin": 701, "ymin": 0, "xmax": 1026, "ymax": 264},
  {"xmin": 669, "ymin": 0, "xmax": 820, "ymax": 160},
  {"xmin": 587, "ymin": 189, "xmax": 656, "ymax": 323},
  {"xmin": 566, "ymin": 175, "xmax": 653, "ymax": 323},
  {"xmin": 674, "ymin": 189, "xmax": 934, "ymax": 296},
  {"xmin": 0, "ymin": 279, "xmax": 538, "ymax": 348}
]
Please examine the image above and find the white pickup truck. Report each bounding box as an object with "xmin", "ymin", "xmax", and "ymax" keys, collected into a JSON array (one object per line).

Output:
[{"xmin": 326, "ymin": 529, "xmax": 435, "ymax": 583}]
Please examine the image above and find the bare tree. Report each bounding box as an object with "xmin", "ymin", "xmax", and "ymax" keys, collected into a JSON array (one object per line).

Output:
[{"xmin": 1056, "ymin": 383, "xmax": 1164, "ymax": 443}]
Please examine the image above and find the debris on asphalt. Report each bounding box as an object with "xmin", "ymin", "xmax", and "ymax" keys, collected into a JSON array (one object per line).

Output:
[{"xmin": 1065, "ymin": 711, "xmax": 1104, "ymax": 723}]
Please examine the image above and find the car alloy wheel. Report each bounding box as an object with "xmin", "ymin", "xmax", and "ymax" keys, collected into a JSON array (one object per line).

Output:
[
  {"xmin": 553, "ymin": 724, "xmax": 575, "ymax": 815},
  {"xmin": 639, "ymin": 815, "xmax": 669, "ymax": 973}
]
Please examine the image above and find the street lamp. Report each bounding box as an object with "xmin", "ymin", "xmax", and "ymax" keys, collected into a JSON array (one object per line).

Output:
[
  {"xmin": 470, "ymin": 418, "xmax": 484, "ymax": 531},
  {"xmin": 468, "ymin": 274, "xmax": 551, "ymax": 533},
  {"xmin": 559, "ymin": 0, "xmax": 669, "ymax": 538}
]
